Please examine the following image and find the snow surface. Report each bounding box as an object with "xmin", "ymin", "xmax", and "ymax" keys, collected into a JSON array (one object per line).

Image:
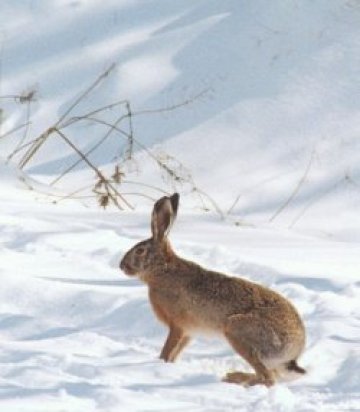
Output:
[
  {"xmin": 1, "ymin": 0, "xmax": 360, "ymax": 234},
  {"xmin": 0, "ymin": 163, "xmax": 359, "ymax": 411},
  {"xmin": 1, "ymin": 0, "xmax": 360, "ymax": 411}
]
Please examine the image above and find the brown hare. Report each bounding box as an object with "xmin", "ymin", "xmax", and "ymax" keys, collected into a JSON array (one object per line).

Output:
[{"xmin": 120, "ymin": 193, "xmax": 306, "ymax": 387}]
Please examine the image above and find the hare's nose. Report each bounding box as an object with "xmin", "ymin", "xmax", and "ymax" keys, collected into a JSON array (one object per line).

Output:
[
  {"xmin": 120, "ymin": 258, "xmax": 130, "ymax": 272},
  {"xmin": 120, "ymin": 261, "xmax": 134, "ymax": 276}
]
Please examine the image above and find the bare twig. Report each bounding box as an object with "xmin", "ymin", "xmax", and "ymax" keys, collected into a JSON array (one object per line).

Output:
[
  {"xmin": 56, "ymin": 63, "xmax": 116, "ymax": 128},
  {"xmin": 0, "ymin": 90, "xmax": 37, "ymax": 103},
  {"xmin": 121, "ymin": 180, "xmax": 169, "ymax": 195},
  {"xmin": 192, "ymin": 187, "xmax": 225, "ymax": 219},
  {"xmin": 53, "ymin": 128, "xmax": 134, "ymax": 210},
  {"xmin": 0, "ymin": 94, "xmax": 29, "ymax": 102},
  {"xmin": 50, "ymin": 115, "xmax": 130, "ymax": 186},
  {"xmin": 51, "ymin": 90, "xmax": 209, "ymax": 186},
  {"xmin": 131, "ymin": 88, "xmax": 210, "ymax": 118},
  {"xmin": 269, "ymin": 148, "xmax": 315, "ymax": 222},
  {"xmin": 226, "ymin": 171, "xmax": 289, "ymax": 216},
  {"xmin": 55, "ymin": 192, "xmax": 157, "ymax": 203},
  {"xmin": 61, "ymin": 99, "xmax": 129, "ymax": 128},
  {"xmin": 288, "ymin": 177, "xmax": 345, "ymax": 228},
  {"xmin": 0, "ymin": 122, "xmax": 31, "ymax": 141},
  {"xmin": 125, "ymin": 101, "xmax": 134, "ymax": 160},
  {"xmin": 3, "ymin": 67, "xmax": 219, "ymax": 214},
  {"xmin": 345, "ymin": 171, "xmax": 360, "ymax": 189},
  {"xmin": 18, "ymin": 64, "xmax": 116, "ymax": 169},
  {"xmin": 9, "ymin": 99, "xmax": 32, "ymax": 163},
  {"xmin": 18, "ymin": 128, "xmax": 54, "ymax": 169}
]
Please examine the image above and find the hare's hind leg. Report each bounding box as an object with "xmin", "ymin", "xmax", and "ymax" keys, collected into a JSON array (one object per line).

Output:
[
  {"xmin": 223, "ymin": 314, "xmax": 276, "ymax": 387},
  {"xmin": 160, "ymin": 326, "xmax": 190, "ymax": 362}
]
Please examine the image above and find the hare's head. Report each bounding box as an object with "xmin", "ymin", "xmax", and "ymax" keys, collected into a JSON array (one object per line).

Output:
[{"xmin": 120, "ymin": 193, "xmax": 179, "ymax": 278}]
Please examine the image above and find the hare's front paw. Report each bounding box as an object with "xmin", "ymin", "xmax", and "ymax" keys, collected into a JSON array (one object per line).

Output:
[{"xmin": 159, "ymin": 353, "xmax": 174, "ymax": 363}]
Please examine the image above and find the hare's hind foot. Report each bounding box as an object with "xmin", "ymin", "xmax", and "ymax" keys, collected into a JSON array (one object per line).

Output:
[
  {"xmin": 224, "ymin": 313, "xmax": 278, "ymax": 387},
  {"xmin": 223, "ymin": 371, "xmax": 275, "ymax": 387},
  {"xmin": 223, "ymin": 371, "xmax": 254, "ymax": 385}
]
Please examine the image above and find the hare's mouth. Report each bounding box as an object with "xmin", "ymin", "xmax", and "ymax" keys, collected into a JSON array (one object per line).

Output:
[{"xmin": 120, "ymin": 262, "xmax": 136, "ymax": 276}]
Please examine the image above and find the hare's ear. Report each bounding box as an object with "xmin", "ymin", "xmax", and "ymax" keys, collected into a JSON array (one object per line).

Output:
[{"xmin": 151, "ymin": 193, "xmax": 179, "ymax": 242}]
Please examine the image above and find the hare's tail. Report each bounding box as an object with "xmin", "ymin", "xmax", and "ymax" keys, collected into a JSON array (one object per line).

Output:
[
  {"xmin": 273, "ymin": 359, "xmax": 306, "ymax": 382},
  {"xmin": 286, "ymin": 359, "xmax": 306, "ymax": 374}
]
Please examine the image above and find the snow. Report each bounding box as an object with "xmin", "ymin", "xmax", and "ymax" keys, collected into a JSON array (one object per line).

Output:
[
  {"xmin": 0, "ymin": 164, "xmax": 359, "ymax": 411},
  {"xmin": 1, "ymin": 0, "xmax": 360, "ymax": 410}
]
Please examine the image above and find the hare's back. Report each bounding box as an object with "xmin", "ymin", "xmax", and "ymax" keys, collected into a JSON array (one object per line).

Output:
[{"xmin": 180, "ymin": 267, "xmax": 303, "ymax": 333}]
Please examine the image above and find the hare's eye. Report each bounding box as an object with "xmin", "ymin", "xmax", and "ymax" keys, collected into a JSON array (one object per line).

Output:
[{"xmin": 136, "ymin": 247, "xmax": 145, "ymax": 255}]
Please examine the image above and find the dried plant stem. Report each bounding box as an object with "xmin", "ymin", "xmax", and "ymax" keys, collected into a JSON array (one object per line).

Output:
[
  {"xmin": 269, "ymin": 149, "xmax": 315, "ymax": 223},
  {"xmin": 18, "ymin": 128, "xmax": 53, "ymax": 169},
  {"xmin": 6, "ymin": 136, "xmax": 41, "ymax": 161},
  {"xmin": 18, "ymin": 64, "xmax": 116, "ymax": 169},
  {"xmin": 131, "ymin": 88, "xmax": 209, "ymax": 118},
  {"xmin": 50, "ymin": 115, "xmax": 130, "ymax": 186},
  {"xmin": 10, "ymin": 100, "xmax": 32, "ymax": 162},
  {"xmin": 345, "ymin": 172, "xmax": 360, "ymax": 189},
  {"xmin": 56, "ymin": 192, "xmax": 157, "ymax": 203},
  {"xmin": 53, "ymin": 184, "xmax": 94, "ymax": 202},
  {"xmin": 193, "ymin": 187, "xmax": 225, "ymax": 219},
  {"xmin": 125, "ymin": 101, "xmax": 134, "ymax": 159},
  {"xmin": 0, "ymin": 122, "xmax": 31, "ymax": 141},
  {"xmin": 51, "ymin": 90, "xmax": 208, "ymax": 187},
  {"xmin": 54, "ymin": 128, "xmax": 133, "ymax": 210},
  {"xmin": 121, "ymin": 180, "xmax": 169, "ymax": 195},
  {"xmin": 56, "ymin": 63, "xmax": 116, "ymax": 127},
  {"xmin": 4, "ymin": 66, "xmax": 217, "ymax": 214},
  {"xmin": 226, "ymin": 171, "xmax": 289, "ymax": 216},
  {"xmin": 0, "ymin": 95, "xmax": 22, "ymax": 100},
  {"xmin": 288, "ymin": 177, "xmax": 345, "ymax": 228},
  {"xmin": 63, "ymin": 116, "xmax": 129, "ymax": 138},
  {"xmin": 61, "ymin": 99, "xmax": 129, "ymax": 128}
]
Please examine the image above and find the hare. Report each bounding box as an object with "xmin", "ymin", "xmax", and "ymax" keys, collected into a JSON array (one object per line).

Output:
[{"xmin": 120, "ymin": 193, "xmax": 306, "ymax": 387}]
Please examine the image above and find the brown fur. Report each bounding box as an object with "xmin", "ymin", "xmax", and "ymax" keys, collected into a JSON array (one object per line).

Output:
[{"xmin": 120, "ymin": 193, "xmax": 306, "ymax": 387}]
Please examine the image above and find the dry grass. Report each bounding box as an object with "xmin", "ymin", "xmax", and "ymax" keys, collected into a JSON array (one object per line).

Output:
[{"xmin": 1, "ymin": 65, "xmax": 223, "ymax": 216}]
